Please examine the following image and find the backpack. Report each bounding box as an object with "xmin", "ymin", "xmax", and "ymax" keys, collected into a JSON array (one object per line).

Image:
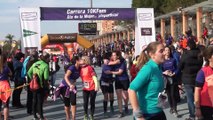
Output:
[
  {"xmin": 29, "ymin": 64, "xmax": 41, "ymax": 91},
  {"xmin": 30, "ymin": 73, "xmax": 40, "ymax": 91}
]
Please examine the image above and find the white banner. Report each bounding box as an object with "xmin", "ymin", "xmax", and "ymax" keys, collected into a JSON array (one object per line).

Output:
[
  {"xmin": 19, "ymin": 8, "xmax": 41, "ymax": 52},
  {"xmin": 135, "ymin": 8, "xmax": 156, "ymax": 56}
]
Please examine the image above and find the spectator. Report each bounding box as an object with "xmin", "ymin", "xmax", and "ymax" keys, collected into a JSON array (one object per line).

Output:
[
  {"xmin": 12, "ymin": 52, "xmax": 25, "ymax": 108},
  {"xmin": 25, "ymin": 51, "xmax": 39, "ymax": 115},
  {"xmin": 162, "ymin": 46, "xmax": 179, "ymax": 118},
  {"xmin": 179, "ymin": 39, "xmax": 203, "ymax": 120},
  {"xmin": 28, "ymin": 52, "xmax": 50, "ymax": 120},
  {"xmin": 194, "ymin": 46, "xmax": 213, "ymax": 120},
  {"xmin": 0, "ymin": 49, "xmax": 12, "ymax": 120}
]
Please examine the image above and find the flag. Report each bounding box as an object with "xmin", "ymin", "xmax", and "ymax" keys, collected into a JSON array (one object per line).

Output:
[
  {"xmin": 135, "ymin": 8, "xmax": 156, "ymax": 56},
  {"xmin": 19, "ymin": 8, "xmax": 41, "ymax": 52}
]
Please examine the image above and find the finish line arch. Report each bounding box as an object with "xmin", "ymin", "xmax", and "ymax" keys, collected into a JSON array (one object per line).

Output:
[
  {"xmin": 20, "ymin": 7, "xmax": 155, "ymax": 55},
  {"xmin": 41, "ymin": 33, "xmax": 93, "ymax": 49},
  {"xmin": 41, "ymin": 33, "xmax": 93, "ymax": 59}
]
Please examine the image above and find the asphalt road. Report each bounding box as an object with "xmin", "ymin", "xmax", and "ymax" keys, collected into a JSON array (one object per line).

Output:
[{"xmin": 9, "ymin": 65, "xmax": 190, "ymax": 120}]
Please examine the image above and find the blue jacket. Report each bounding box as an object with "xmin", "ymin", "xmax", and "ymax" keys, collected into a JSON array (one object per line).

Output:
[{"xmin": 21, "ymin": 56, "xmax": 30, "ymax": 78}]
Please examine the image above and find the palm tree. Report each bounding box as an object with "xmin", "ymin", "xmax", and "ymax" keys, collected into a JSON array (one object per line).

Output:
[
  {"xmin": 5, "ymin": 34, "xmax": 14, "ymax": 43},
  {"xmin": 4, "ymin": 34, "xmax": 17, "ymax": 55}
]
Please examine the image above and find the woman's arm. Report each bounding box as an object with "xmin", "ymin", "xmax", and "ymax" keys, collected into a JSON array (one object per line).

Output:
[
  {"xmin": 108, "ymin": 59, "xmax": 120, "ymax": 65},
  {"xmin": 64, "ymin": 70, "xmax": 75, "ymax": 89},
  {"xmin": 194, "ymin": 87, "xmax": 203, "ymax": 118},
  {"xmin": 194, "ymin": 70, "xmax": 205, "ymax": 118},
  {"xmin": 128, "ymin": 89, "xmax": 140, "ymax": 111},
  {"xmin": 104, "ymin": 70, "xmax": 112, "ymax": 74},
  {"xmin": 128, "ymin": 89, "xmax": 145, "ymax": 120},
  {"xmin": 111, "ymin": 69, "xmax": 123, "ymax": 75},
  {"xmin": 194, "ymin": 87, "xmax": 201, "ymax": 108},
  {"xmin": 92, "ymin": 75, "xmax": 99, "ymax": 91}
]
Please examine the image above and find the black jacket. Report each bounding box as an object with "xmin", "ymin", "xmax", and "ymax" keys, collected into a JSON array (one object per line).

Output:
[{"xmin": 179, "ymin": 49, "xmax": 203, "ymax": 85}]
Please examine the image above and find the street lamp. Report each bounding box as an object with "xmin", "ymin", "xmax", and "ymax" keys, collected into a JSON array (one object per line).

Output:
[{"xmin": 90, "ymin": 0, "xmax": 93, "ymax": 8}]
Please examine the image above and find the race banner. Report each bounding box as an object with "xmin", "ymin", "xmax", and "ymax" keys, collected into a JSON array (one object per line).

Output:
[
  {"xmin": 135, "ymin": 8, "xmax": 156, "ymax": 56},
  {"xmin": 40, "ymin": 7, "xmax": 135, "ymax": 20},
  {"xmin": 19, "ymin": 8, "xmax": 41, "ymax": 52}
]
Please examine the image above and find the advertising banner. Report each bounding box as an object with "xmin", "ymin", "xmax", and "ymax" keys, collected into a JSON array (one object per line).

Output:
[
  {"xmin": 19, "ymin": 8, "xmax": 41, "ymax": 52},
  {"xmin": 40, "ymin": 7, "xmax": 135, "ymax": 20},
  {"xmin": 48, "ymin": 33, "xmax": 77, "ymax": 43},
  {"xmin": 135, "ymin": 8, "xmax": 156, "ymax": 56}
]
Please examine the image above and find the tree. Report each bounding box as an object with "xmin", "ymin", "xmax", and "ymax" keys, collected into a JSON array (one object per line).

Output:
[
  {"xmin": 5, "ymin": 34, "xmax": 14, "ymax": 43},
  {"xmin": 132, "ymin": 0, "xmax": 166, "ymax": 16},
  {"xmin": 132, "ymin": 0, "xmax": 207, "ymax": 15},
  {"xmin": 4, "ymin": 34, "xmax": 18, "ymax": 55}
]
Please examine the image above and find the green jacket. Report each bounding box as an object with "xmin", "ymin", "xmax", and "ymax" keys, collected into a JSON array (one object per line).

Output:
[{"xmin": 28, "ymin": 60, "xmax": 49, "ymax": 88}]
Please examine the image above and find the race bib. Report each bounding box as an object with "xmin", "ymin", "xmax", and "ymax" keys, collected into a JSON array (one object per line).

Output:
[
  {"xmin": 101, "ymin": 81, "xmax": 109, "ymax": 86},
  {"xmin": 83, "ymin": 82, "xmax": 90, "ymax": 89}
]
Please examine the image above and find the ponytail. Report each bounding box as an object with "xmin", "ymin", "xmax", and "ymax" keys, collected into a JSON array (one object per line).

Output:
[
  {"xmin": 136, "ymin": 49, "xmax": 149, "ymax": 70},
  {"xmin": 0, "ymin": 48, "xmax": 3, "ymax": 73}
]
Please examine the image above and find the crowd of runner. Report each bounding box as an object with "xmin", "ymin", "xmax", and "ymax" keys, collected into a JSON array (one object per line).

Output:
[{"xmin": 0, "ymin": 28, "xmax": 212, "ymax": 120}]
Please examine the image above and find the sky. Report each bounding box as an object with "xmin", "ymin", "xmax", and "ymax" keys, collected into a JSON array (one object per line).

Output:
[{"xmin": 0, "ymin": 0, "xmax": 132, "ymax": 40}]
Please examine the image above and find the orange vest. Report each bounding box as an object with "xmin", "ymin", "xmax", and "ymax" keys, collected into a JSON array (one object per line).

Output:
[
  {"xmin": 182, "ymin": 38, "xmax": 187, "ymax": 49},
  {"xmin": 200, "ymin": 66, "xmax": 213, "ymax": 107},
  {"xmin": 80, "ymin": 65, "xmax": 96, "ymax": 91}
]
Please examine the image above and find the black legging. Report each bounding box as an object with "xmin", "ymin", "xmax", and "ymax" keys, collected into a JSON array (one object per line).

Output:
[
  {"xmin": 12, "ymin": 81, "xmax": 24, "ymax": 106},
  {"xmin": 83, "ymin": 90, "xmax": 97, "ymax": 116},
  {"xmin": 27, "ymin": 86, "xmax": 33, "ymax": 114},
  {"xmin": 148, "ymin": 111, "xmax": 167, "ymax": 120},
  {"xmin": 166, "ymin": 83, "xmax": 178, "ymax": 111},
  {"xmin": 32, "ymin": 88, "xmax": 45, "ymax": 119},
  {"xmin": 201, "ymin": 106, "xmax": 213, "ymax": 120}
]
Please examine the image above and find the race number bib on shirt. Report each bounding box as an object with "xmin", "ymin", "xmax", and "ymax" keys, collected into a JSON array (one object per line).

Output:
[
  {"xmin": 101, "ymin": 81, "xmax": 109, "ymax": 86},
  {"xmin": 83, "ymin": 82, "xmax": 90, "ymax": 89}
]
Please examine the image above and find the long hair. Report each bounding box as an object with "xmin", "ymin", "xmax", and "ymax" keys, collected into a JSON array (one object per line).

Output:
[
  {"xmin": 136, "ymin": 50, "xmax": 149, "ymax": 70},
  {"xmin": 164, "ymin": 46, "xmax": 173, "ymax": 58},
  {"xmin": 0, "ymin": 48, "xmax": 3, "ymax": 73},
  {"xmin": 0, "ymin": 48, "xmax": 7, "ymax": 73},
  {"xmin": 71, "ymin": 56, "xmax": 80, "ymax": 65},
  {"xmin": 81, "ymin": 56, "xmax": 91, "ymax": 65},
  {"xmin": 203, "ymin": 46, "xmax": 213, "ymax": 66}
]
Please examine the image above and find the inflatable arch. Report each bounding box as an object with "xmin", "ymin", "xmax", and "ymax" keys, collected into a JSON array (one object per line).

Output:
[
  {"xmin": 41, "ymin": 33, "xmax": 93, "ymax": 59},
  {"xmin": 41, "ymin": 33, "xmax": 93, "ymax": 49}
]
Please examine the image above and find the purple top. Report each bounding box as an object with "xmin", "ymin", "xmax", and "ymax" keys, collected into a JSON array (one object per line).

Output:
[
  {"xmin": 195, "ymin": 70, "xmax": 205, "ymax": 87},
  {"xmin": 101, "ymin": 64, "xmax": 113, "ymax": 81},
  {"xmin": 162, "ymin": 58, "xmax": 178, "ymax": 75},
  {"xmin": 0, "ymin": 66, "xmax": 10, "ymax": 81},
  {"xmin": 62, "ymin": 65, "xmax": 80, "ymax": 87},
  {"xmin": 114, "ymin": 60, "xmax": 129, "ymax": 81}
]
